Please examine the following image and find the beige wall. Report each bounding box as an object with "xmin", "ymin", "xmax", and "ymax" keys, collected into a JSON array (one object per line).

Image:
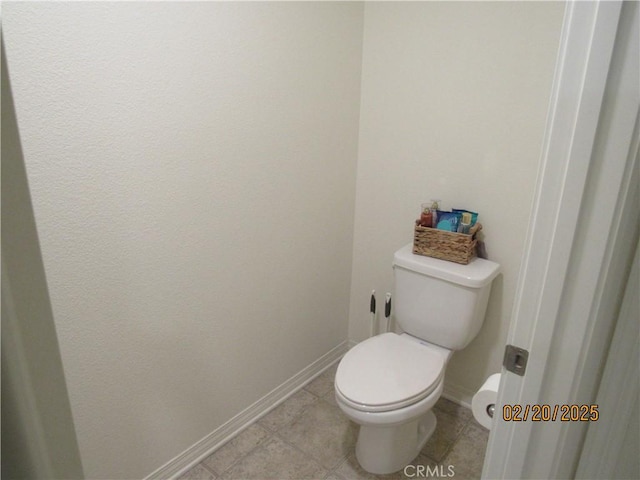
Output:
[
  {"xmin": 349, "ymin": 1, "xmax": 565, "ymax": 401},
  {"xmin": 2, "ymin": 42, "xmax": 84, "ymax": 479},
  {"xmin": 2, "ymin": 3, "xmax": 363, "ymax": 478},
  {"xmin": 3, "ymin": 1, "xmax": 566, "ymax": 478}
]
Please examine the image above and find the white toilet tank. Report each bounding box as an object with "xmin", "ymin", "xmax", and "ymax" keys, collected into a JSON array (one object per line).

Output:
[{"xmin": 392, "ymin": 244, "xmax": 500, "ymax": 350}]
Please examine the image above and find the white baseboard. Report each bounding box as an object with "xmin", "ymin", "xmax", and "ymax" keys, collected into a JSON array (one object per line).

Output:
[
  {"xmin": 145, "ymin": 340, "xmax": 349, "ymax": 480},
  {"xmin": 442, "ymin": 382, "xmax": 476, "ymax": 410}
]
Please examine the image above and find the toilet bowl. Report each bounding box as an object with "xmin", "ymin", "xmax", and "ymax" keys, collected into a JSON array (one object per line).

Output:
[
  {"xmin": 334, "ymin": 244, "xmax": 501, "ymax": 475},
  {"xmin": 334, "ymin": 333, "xmax": 452, "ymax": 474}
]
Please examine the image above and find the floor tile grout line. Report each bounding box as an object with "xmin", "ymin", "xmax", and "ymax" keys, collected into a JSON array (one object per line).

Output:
[
  {"xmin": 186, "ymin": 369, "xmax": 487, "ymax": 480},
  {"xmin": 275, "ymin": 434, "xmax": 337, "ymax": 475},
  {"xmin": 272, "ymin": 384, "xmax": 355, "ymax": 473},
  {"xmin": 435, "ymin": 415, "xmax": 473, "ymax": 467},
  {"xmin": 214, "ymin": 393, "xmax": 334, "ymax": 479},
  {"xmin": 256, "ymin": 389, "xmax": 323, "ymax": 434},
  {"xmin": 191, "ymin": 415, "xmax": 484, "ymax": 480},
  {"xmin": 325, "ymin": 453, "xmax": 351, "ymax": 478},
  {"xmin": 260, "ymin": 394, "xmax": 323, "ymax": 434},
  {"xmin": 437, "ymin": 418, "xmax": 488, "ymax": 477},
  {"xmin": 205, "ymin": 378, "xmax": 334, "ymax": 478},
  {"xmin": 273, "ymin": 423, "xmax": 350, "ymax": 474},
  {"xmin": 198, "ymin": 462, "xmax": 217, "ymax": 477},
  {"xmin": 417, "ymin": 405, "xmax": 471, "ymax": 465},
  {"xmin": 206, "ymin": 427, "xmax": 275, "ymax": 479}
]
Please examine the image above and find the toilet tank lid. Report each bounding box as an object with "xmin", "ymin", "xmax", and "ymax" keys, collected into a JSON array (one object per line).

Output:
[{"xmin": 393, "ymin": 244, "xmax": 500, "ymax": 288}]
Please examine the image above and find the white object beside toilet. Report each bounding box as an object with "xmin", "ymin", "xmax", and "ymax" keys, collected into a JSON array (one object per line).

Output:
[
  {"xmin": 472, "ymin": 373, "xmax": 501, "ymax": 430},
  {"xmin": 335, "ymin": 244, "xmax": 500, "ymax": 474}
]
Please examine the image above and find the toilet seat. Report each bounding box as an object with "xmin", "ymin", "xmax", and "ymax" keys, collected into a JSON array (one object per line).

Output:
[{"xmin": 335, "ymin": 333, "xmax": 445, "ymax": 413}]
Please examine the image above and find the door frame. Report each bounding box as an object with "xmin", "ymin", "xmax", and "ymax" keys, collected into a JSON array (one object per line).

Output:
[{"xmin": 483, "ymin": 1, "xmax": 639, "ymax": 478}]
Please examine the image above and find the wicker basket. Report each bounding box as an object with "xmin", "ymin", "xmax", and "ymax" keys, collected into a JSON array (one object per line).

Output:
[{"xmin": 413, "ymin": 222, "xmax": 482, "ymax": 265}]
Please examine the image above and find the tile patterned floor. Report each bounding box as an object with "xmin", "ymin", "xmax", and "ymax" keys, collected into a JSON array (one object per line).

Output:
[{"xmin": 179, "ymin": 363, "xmax": 489, "ymax": 480}]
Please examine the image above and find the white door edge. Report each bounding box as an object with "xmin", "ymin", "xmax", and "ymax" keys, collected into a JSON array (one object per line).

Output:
[
  {"xmin": 482, "ymin": 1, "xmax": 635, "ymax": 478},
  {"xmin": 575, "ymin": 238, "xmax": 640, "ymax": 479}
]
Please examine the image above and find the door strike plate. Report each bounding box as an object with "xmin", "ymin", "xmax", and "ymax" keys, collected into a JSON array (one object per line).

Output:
[{"xmin": 503, "ymin": 344, "xmax": 529, "ymax": 376}]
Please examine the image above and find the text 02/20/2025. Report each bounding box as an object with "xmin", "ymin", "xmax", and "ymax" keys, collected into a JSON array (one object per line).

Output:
[{"xmin": 502, "ymin": 404, "xmax": 599, "ymax": 422}]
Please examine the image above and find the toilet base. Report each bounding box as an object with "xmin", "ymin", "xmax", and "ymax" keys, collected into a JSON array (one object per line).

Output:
[{"xmin": 355, "ymin": 410, "xmax": 437, "ymax": 475}]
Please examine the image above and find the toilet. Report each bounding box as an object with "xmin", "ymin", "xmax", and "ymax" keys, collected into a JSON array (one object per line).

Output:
[{"xmin": 335, "ymin": 244, "xmax": 500, "ymax": 474}]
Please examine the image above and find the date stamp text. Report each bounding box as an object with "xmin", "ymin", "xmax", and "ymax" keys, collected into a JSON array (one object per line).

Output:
[{"xmin": 502, "ymin": 404, "xmax": 599, "ymax": 422}]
